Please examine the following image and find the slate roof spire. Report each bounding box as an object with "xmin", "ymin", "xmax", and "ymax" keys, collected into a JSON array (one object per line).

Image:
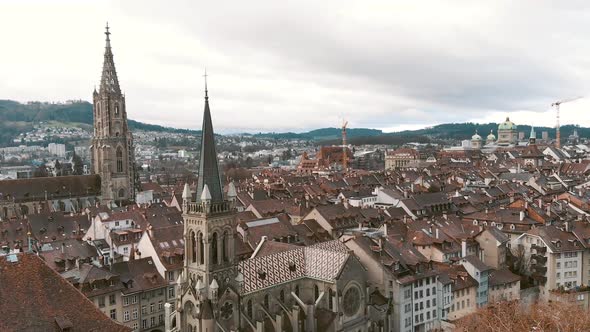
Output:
[
  {"xmin": 99, "ymin": 22, "xmax": 121, "ymax": 95},
  {"xmin": 196, "ymin": 72, "xmax": 223, "ymax": 203}
]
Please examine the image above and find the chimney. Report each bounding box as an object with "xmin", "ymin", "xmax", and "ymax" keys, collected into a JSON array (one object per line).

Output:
[
  {"xmin": 443, "ymin": 213, "xmax": 448, "ymax": 220},
  {"xmin": 538, "ymin": 198, "xmax": 542, "ymax": 208},
  {"xmin": 61, "ymin": 242, "xmax": 65, "ymax": 254},
  {"xmin": 519, "ymin": 210, "xmax": 525, "ymax": 222},
  {"xmin": 546, "ymin": 204, "xmax": 551, "ymax": 217},
  {"xmin": 411, "ymin": 183, "xmax": 415, "ymax": 193},
  {"xmin": 524, "ymin": 201, "xmax": 528, "ymax": 209},
  {"xmin": 461, "ymin": 239, "xmax": 467, "ymax": 258},
  {"xmin": 565, "ymin": 221, "xmax": 570, "ymax": 232},
  {"xmin": 383, "ymin": 223, "xmax": 388, "ymax": 236},
  {"xmin": 435, "ymin": 228, "xmax": 439, "ymax": 239}
]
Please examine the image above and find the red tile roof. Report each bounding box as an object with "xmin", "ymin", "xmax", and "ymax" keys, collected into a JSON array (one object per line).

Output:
[{"xmin": 0, "ymin": 253, "xmax": 131, "ymax": 332}]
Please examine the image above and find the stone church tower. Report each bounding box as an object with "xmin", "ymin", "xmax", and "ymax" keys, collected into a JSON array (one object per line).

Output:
[
  {"xmin": 90, "ymin": 24, "xmax": 135, "ymax": 205},
  {"xmin": 172, "ymin": 83, "xmax": 240, "ymax": 332}
]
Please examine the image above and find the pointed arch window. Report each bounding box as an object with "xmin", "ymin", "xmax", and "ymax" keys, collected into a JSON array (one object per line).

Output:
[
  {"xmin": 211, "ymin": 233, "xmax": 218, "ymax": 265},
  {"xmin": 247, "ymin": 300, "xmax": 253, "ymax": 317},
  {"xmin": 114, "ymin": 104, "xmax": 120, "ymax": 116},
  {"xmin": 329, "ymin": 288, "xmax": 334, "ymax": 310},
  {"xmin": 116, "ymin": 147, "xmax": 123, "ymax": 173},
  {"xmin": 199, "ymin": 233, "xmax": 204, "ymax": 265},
  {"xmin": 191, "ymin": 232, "xmax": 197, "ymax": 263},
  {"xmin": 314, "ymin": 285, "xmax": 319, "ymax": 301},
  {"xmin": 222, "ymin": 230, "xmax": 229, "ymax": 262}
]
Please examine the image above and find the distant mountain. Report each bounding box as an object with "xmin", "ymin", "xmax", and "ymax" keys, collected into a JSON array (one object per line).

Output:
[
  {"xmin": 0, "ymin": 100, "xmax": 199, "ymax": 145},
  {"xmin": 2, "ymin": 99, "xmax": 588, "ymax": 147},
  {"xmin": 320, "ymin": 122, "xmax": 588, "ymax": 146},
  {"xmin": 251, "ymin": 127, "xmax": 383, "ymax": 140}
]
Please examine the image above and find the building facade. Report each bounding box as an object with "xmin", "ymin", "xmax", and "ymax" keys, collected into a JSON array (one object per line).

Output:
[
  {"xmin": 496, "ymin": 117, "xmax": 518, "ymax": 146},
  {"xmin": 90, "ymin": 24, "xmax": 135, "ymax": 205}
]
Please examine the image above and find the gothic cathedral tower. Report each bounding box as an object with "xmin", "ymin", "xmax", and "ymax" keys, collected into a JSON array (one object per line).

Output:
[
  {"xmin": 174, "ymin": 82, "xmax": 240, "ymax": 331},
  {"xmin": 91, "ymin": 24, "xmax": 135, "ymax": 205}
]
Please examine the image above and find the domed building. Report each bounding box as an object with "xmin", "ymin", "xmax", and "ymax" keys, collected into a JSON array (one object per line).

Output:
[
  {"xmin": 486, "ymin": 130, "xmax": 496, "ymax": 144},
  {"xmin": 471, "ymin": 130, "xmax": 482, "ymax": 149},
  {"xmin": 497, "ymin": 117, "xmax": 518, "ymax": 146}
]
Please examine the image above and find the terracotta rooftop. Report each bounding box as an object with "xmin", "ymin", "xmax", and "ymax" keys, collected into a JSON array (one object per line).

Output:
[{"xmin": 0, "ymin": 253, "xmax": 131, "ymax": 332}]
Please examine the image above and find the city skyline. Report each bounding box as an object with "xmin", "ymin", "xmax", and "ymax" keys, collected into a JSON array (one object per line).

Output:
[{"xmin": 3, "ymin": 1, "xmax": 590, "ymax": 133}]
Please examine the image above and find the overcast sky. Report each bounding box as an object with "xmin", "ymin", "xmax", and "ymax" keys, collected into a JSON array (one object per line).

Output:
[{"xmin": 3, "ymin": 0, "xmax": 590, "ymax": 133}]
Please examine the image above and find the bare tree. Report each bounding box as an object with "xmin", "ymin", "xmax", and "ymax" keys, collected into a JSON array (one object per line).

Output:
[{"xmin": 456, "ymin": 301, "xmax": 590, "ymax": 332}]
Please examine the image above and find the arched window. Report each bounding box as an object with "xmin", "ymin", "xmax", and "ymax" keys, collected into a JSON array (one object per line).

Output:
[
  {"xmin": 222, "ymin": 230, "xmax": 229, "ymax": 262},
  {"xmin": 116, "ymin": 147, "xmax": 123, "ymax": 173},
  {"xmin": 314, "ymin": 285, "xmax": 319, "ymax": 301},
  {"xmin": 247, "ymin": 300, "xmax": 253, "ymax": 317},
  {"xmin": 114, "ymin": 104, "xmax": 119, "ymax": 116},
  {"xmin": 211, "ymin": 233, "xmax": 218, "ymax": 265},
  {"xmin": 329, "ymin": 288, "xmax": 334, "ymax": 310},
  {"xmin": 264, "ymin": 294, "xmax": 269, "ymax": 308},
  {"xmin": 199, "ymin": 233, "xmax": 204, "ymax": 265},
  {"xmin": 191, "ymin": 232, "xmax": 197, "ymax": 263},
  {"xmin": 280, "ymin": 289, "xmax": 285, "ymax": 303},
  {"xmin": 118, "ymin": 188, "xmax": 125, "ymax": 198},
  {"xmin": 20, "ymin": 205, "xmax": 29, "ymax": 216},
  {"xmin": 295, "ymin": 285, "xmax": 300, "ymax": 297}
]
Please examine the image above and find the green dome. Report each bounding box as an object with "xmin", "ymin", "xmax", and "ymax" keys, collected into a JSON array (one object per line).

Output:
[
  {"xmin": 498, "ymin": 117, "xmax": 517, "ymax": 130},
  {"xmin": 487, "ymin": 130, "xmax": 496, "ymax": 141}
]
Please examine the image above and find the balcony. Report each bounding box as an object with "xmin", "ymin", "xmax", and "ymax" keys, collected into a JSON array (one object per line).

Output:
[
  {"xmin": 532, "ymin": 266, "xmax": 547, "ymax": 275},
  {"xmin": 531, "ymin": 274, "xmax": 547, "ymax": 285},
  {"xmin": 531, "ymin": 254, "xmax": 547, "ymax": 265},
  {"xmin": 531, "ymin": 244, "xmax": 547, "ymax": 254}
]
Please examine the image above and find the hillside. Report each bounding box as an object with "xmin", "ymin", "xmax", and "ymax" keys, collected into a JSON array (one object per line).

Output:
[
  {"xmin": 251, "ymin": 127, "xmax": 383, "ymax": 140},
  {"xmin": 0, "ymin": 100, "xmax": 199, "ymax": 145},
  {"xmin": 1, "ymin": 99, "xmax": 588, "ymax": 147}
]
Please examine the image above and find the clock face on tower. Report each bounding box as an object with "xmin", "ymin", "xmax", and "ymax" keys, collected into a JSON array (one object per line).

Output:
[{"xmin": 343, "ymin": 285, "xmax": 361, "ymax": 317}]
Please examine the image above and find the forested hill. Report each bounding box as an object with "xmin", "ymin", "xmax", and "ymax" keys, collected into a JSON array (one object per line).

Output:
[
  {"xmin": 1, "ymin": 99, "xmax": 588, "ymax": 146},
  {"xmin": 0, "ymin": 100, "xmax": 199, "ymax": 143},
  {"xmin": 251, "ymin": 128, "xmax": 383, "ymax": 140}
]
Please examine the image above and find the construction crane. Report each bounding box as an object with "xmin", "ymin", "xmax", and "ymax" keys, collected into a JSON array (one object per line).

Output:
[
  {"xmin": 342, "ymin": 120, "xmax": 348, "ymax": 171},
  {"xmin": 551, "ymin": 96, "xmax": 582, "ymax": 148}
]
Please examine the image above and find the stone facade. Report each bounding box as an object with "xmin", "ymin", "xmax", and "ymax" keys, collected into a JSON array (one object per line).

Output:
[{"xmin": 90, "ymin": 24, "xmax": 135, "ymax": 205}]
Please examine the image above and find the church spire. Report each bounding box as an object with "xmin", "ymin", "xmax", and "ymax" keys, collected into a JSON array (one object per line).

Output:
[
  {"xmin": 196, "ymin": 72, "xmax": 223, "ymax": 203},
  {"xmin": 99, "ymin": 23, "xmax": 121, "ymax": 95},
  {"xmin": 529, "ymin": 126, "xmax": 536, "ymax": 145}
]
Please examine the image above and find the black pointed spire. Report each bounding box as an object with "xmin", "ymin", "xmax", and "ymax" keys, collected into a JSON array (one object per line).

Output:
[
  {"xmin": 99, "ymin": 23, "xmax": 121, "ymax": 95},
  {"xmin": 196, "ymin": 72, "xmax": 223, "ymax": 203}
]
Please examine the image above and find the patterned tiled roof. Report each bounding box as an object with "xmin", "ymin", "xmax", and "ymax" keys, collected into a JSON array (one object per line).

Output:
[{"xmin": 239, "ymin": 240, "xmax": 349, "ymax": 294}]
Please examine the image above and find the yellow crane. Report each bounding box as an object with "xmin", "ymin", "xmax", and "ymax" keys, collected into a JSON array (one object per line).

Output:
[
  {"xmin": 551, "ymin": 96, "xmax": 582, "ymax": 148},
  {"xmin": 342, "ymin": 120, "xmax": 348, "ymax": 171}
]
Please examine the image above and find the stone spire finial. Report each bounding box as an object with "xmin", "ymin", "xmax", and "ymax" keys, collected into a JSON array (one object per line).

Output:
[
  {"xmin": 99, "ymin": 23, "xmax": 121, "ymax": 95},
  {"xmin": 105, "ymin": 22, "xmax": 111, "ymax": 45},
  {"xmin": 204, "ymin": 69, "xmax": 208, "ymax": 99}
]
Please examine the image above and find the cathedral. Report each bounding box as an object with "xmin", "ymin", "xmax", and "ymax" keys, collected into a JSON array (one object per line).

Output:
[
  {"xmin": 90, "ymin": 25, "xmax": 136, "ymax": 205},
  {"xmin": 166, "ymin": 85, "xmax": 376, "ymax": 332}
]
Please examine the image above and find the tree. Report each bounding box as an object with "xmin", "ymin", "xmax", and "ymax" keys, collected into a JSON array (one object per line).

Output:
[
  {"xmin": 54, "ymin": 160, "xmax": 62, "ymax": 176},
  {"xmin": 456, "ymin": 301, "xmax": 590, "ymax": 331},
  {"xmin": 72, "ymin": 153, "xmax": 84, "ymax": 175},
  {"xmin": 34, "ymin": 165, "xmax": 48, "ymax": 178}
]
